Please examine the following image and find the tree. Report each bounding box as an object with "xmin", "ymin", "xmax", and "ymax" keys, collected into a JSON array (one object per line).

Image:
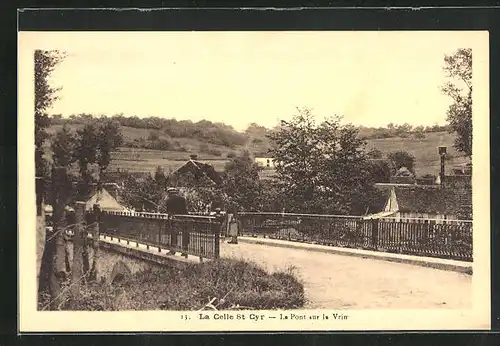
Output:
[
  {"xmin": 35, "ymin": 50, "xmax": 66, "ymax": 177},
  {"xmin": 441, "ymin": 48, "xmax": 472, "ymax": 157},
  {"xmin": 154, "ymin": 165, "xmax": 167, "ymax": 188},
  {"xmin": 267, "ymin": 108, "xmax": 324, "ymax": 213},
  {"xmin": 367, "ymin": 148, "xmax": 384, "ymax": 159},
  {"xmin": 73, "ymin": 119, "xmax": 123, "ymax": 198},
  {"xmin": 148, "ymin": 131, "xmax": 160, "ymax": 141},
  {"xmin": 316, "ymin": 123, "xmax": 379, "ymax": 214},
  {"xmin": 387, "ymin": 150, "xmax": 416, "ymax": 174},
  {"xmin": 222, "ymin": 151, "xmax": 263, "ymax": 211},
  {"xmin": 35, "ymin": 50, "xmax": 65, "ymax": 307},
  {"xmin": 95, "ymin": 119, "xmax": 123, "ymax": 176},
  {"xmin": 395, "ymin": 123, "xmax": 413, "ymax": 136},
  {"xmin": 51, "ymin": 124, "xmax": 76, "ymax": 168},
  {"xmin": 258, "ymin": 180, "xmax": 283, "ymax": 212},
  {"xmin": 366, "ymin": 159, "xmax": 393, "ymax": 183},
  {"xmin": 268, "ymin": 107, "xmax": 380, "ymax": 215},
  {"xmin": 73, "ymin": 122, "xmax": 100, "ymax": 197},
  {"xmin": 121, "ymin": 174, "xmax": 164, "ymax": 212},
  {"xmin": 412, "ymin": 125, "xmax": 426, "ymax": 139}
]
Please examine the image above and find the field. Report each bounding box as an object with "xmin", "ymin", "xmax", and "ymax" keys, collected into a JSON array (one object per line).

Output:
[
  {"xmin": 47, "ymin": 124, "xmax": 469, "ymax": 177},
  {"xmin": 365, "ymin": 131, "xmax": 469, "ymax": 176},
  {"xmin": 108, "ymin": 148, "xmax": 230, "ymax": 174}
]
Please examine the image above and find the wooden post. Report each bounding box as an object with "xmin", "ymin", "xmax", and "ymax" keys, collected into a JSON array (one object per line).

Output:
[
  {"xmin": 89, "ymin": 204, "xmax": 101, "ymax": 281},
  {"xmin": 146, "ymin": 221, "xmax": 149, "ymax": 250},
  {"xmin": 49, "ymin": 167, "xmax": 69, "ymax": 309},
  {"xmin": 214, "ymin": 211, "xmax": 222, "ymax": 259},
  {"xmin": 82, "ymin": 224, "xmax": 90, "ymax": 277},
  {"xmin": 371, "ymin": 218, "xmax": 379, "ymax": 249},
  {"xmin": 71, "ymin": 202, "xmax": 85, "ymax": 304},
  {"xmin": 158, "ymin": 220, "xmax": 162, "ymax": 252},
  {"xmin": 35, "ymin": 177, "xmax": 45, "ymax": 294}
]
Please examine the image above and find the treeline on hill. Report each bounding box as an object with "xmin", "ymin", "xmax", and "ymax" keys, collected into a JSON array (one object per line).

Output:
[
  {"xmin": 357, "ymin": 123, "xmax": 450, "ymax": 140},
  {"xmin": 50, "ymin": 114, "xmax": 451, "ymax": 152},
  {"xmin": 50, "ymin": 114, "xmax": 249, "ymax": 151}
]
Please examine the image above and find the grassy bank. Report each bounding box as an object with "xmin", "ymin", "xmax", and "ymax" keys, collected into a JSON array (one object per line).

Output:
[{"xmin": 38, "ymin": 259, "xmax": 306, "ymax": 311}]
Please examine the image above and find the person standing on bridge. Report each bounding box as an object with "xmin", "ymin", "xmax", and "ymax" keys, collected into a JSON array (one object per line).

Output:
[
  {"xmin": 226, "ymin": 209, "xmax": 241, "ymax": 244},
  {"xmin": 165, "ymin": 187, "xmax": 189, "ymax": 257}
]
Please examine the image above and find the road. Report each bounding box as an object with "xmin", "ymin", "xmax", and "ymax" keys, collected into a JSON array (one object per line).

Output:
[{"xmin": 219, "ymin": 239, "xmax": 472, "ymax": 309}]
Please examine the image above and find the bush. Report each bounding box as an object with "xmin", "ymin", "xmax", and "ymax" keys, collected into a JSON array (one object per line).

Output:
[
  {"xmin": 44, "ymin": 259, "xmax": 305, "ymax": 311},
  {"xmin": 413, "ymin": 131, "xmax": 426, "ymax": 139},
  {"xmin": 148, "ymin": 131, "xmax": 160, "ymax": 141},
  {"xmin": 199, "ymin": 143, "xmax": 222, "ymax": 156}
]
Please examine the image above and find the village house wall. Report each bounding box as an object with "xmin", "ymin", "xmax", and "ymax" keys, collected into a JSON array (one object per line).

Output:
[{"xmin": 254, "ymin": 157, "xmax": 276, "ymax": 169}]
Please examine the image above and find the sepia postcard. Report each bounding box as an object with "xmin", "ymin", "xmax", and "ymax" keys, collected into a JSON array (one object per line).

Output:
[{"xmin": 18, "ymin": 30, "xmax": 490, "ymax": 332}]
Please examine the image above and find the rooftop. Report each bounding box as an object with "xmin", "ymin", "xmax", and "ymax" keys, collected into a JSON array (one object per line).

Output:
[
  {"xmin": 171, "ymin": 155, "xmax": 224, "ymax": 186},
  {"xmin": 374, "ymin": 184, "xmax": 472, "ymax": 216}
]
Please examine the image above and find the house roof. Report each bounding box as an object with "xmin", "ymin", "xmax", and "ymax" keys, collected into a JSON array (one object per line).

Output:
[
  {"xmin": 375, "ymin": 185, "xmax": 471, "ymax": 215},
  {"xmin": 44, "ymin": 187, "xmax": 128, "ymax": 214},
  {"xmin": 394, "ymin": 167, "xmax": 414, "ymax": 177},
  {"xmin": 172, "ymin": 159, "xmax": 223, "ymax": 185},
  {"xmin": 84, "ymin": 187, "xmax": 128, "ymax": 212}
]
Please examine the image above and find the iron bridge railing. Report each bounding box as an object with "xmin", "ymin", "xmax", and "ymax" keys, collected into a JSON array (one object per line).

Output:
[
  {"xmin": 94, "ymin": 210, "xmax": 225, "ymax": 260},
  {"xmin": 237, "ymin": 212, "xmax": 473, "ymax": 262}
]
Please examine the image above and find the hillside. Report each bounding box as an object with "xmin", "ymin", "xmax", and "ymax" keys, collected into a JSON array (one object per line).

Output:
[
  {"xmin": 46, "ymin": 122, "xmax": 468, "ymax": 177},
  {"xmin": 365, "ymin": 132, "xmax": 469, "ymax": 176}
]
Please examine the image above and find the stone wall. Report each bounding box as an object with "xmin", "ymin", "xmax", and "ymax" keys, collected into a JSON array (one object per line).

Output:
[{"xmin": 65, "ymin": 237, "xmax": 192, "ymax": 284}]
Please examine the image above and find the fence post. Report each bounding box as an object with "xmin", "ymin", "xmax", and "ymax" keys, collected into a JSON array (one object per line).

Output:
[
  {"xmin": 89, "ymin": 204, "xmax": 101, "ymax": 281},
  {"xmin": 49, "ymin": 167, "xmax": 69, "ymax": 309},
  {"xmin": 81, "ymin": 203, "xmax": 93, "ymax": 277},
  {"xmin": 145, "ymin": 221, "xmax": 149, "ymax": 250},
  {"xmin": 371, "ymin": 218, "xmax": 379, "ymax": 249},
  {"xmin": 71, "ymin": 202, "xmax": 85, "ymax": 304},
  {"xmin": 214, "ymin": 211, "xmax": 222, "ymax": 259},
  {"xmin": 251, "ymin": 216, "xmax": 256, "ymax": 237},
  {"xmin": 35, "ymin": 177, "xmax": 45, "ymax": 294},
  {"xmin": 158, "ymin": 220, "xmax": 162, "ymax": 252}
]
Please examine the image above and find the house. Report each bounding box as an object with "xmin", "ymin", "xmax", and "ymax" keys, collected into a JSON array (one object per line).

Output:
[
  {"xmin": 44, "ymin": 183, "xmax": 128, "ymax": 216},
  {"xmin": 390, "ymin": 166, "xmax": 416, "ymax": 185},
  {"xmin": 443, "ymin": 163, "xmax": 472, "ymax": 189},
  {"xmin": 254, "ymin": 157, "xmax": 276, "ymax": 169},
  {"xmin": 366, "ymin": 146, "xmax": 473, "ymax": 221},
  {"xmin": 169, "ymin": 154, "xmax": 224, "ymax": 187},
  {"xmin": 83, "ymin": 184, "xmax": 128, "ymax": 212},
  {"xmin": 368, "ymin": 184, "xmax": 472, "ymax": 222}
]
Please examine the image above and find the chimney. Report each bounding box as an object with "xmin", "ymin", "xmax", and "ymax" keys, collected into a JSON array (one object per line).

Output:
[
  {"xmin": 438, "ymin": 146, "xmax": 447, "ymax": 185},
  {"xmin": 189, "ymin": 154, "xmax": 198, "ymax": 161}
]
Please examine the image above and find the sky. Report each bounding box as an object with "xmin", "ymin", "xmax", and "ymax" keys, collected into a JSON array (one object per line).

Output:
[{"xmin": 19, "ymin": 31, "xmax": 484, "ymax": 131}]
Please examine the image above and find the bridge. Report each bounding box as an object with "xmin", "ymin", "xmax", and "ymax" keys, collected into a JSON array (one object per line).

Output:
[{"xmin": 61, "ymin": 208, "xmax": 472, "ymax": 310}]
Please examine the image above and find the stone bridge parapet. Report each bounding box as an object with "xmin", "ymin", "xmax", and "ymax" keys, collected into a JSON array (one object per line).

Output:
[{"xmin": 66, "ymin": 236, "xmax": 198, "ymax": 285}]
